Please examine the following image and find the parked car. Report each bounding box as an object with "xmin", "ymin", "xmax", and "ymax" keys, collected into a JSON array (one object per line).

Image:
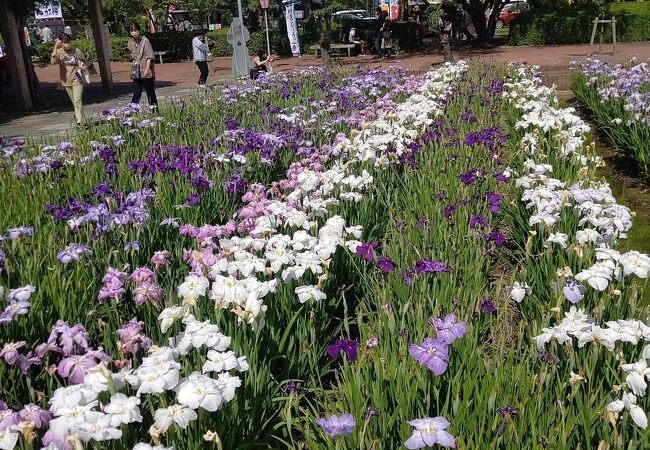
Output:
[
  {"xmin": 333, "ymin": 10, "xmax": 373, "ymax": 21},
  {"xmin": 496, "ymin": 1, "xmax": 528, "ymax": 29}
]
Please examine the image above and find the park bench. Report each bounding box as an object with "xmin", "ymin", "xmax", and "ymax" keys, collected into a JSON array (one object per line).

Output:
[
  {"xmin": 153, "ymin": 51, "xmax": 168, "ymax": 64},
  {"xmin": 311, "ymin": 43, "xmax": 357, "ymax": 58}
]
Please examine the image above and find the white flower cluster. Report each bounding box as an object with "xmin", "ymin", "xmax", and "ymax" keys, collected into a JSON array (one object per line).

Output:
[
  {"xmin": 44, "ymin": 312, "xmax": 246, "ymax": 448},
  {"xmin": 507, "ymin": 66, "xmax": 648, "ymax": 289},
  {"xmin": 505, "ymin": 65, "xmax": 650, "ymax": 430},
  {"xmin": 335, "ymin": 61, "xmax": 468, "ymax": 166},
  {"xmin": 534, "ymin": 306, "xmax": 650, "ymax": 428},
  {"xmin": 174, "ymin": 62, "xmax": 470, "ymax": 328}
]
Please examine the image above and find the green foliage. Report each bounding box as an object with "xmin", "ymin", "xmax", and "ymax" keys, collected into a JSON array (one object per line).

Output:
[
  {"xmin": 508, "ymin": 6, "xmax": 650, "ymax": 45},
  {"xmin": 609, "ymin": 1, "xmax": 650, "ymax": 15},
  {"xmin": 31, "ymin": 37, "xmax": 132, "ymax": 63},
  {"xmin": 332, "ymin": 19, "xmax": 423, "ymax": 51},
  {"xmin": 145, "ymin": 31, "xmax": 193, "ymax": 60}
]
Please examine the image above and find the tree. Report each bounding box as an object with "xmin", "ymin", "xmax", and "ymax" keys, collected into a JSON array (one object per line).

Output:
[
  {"xmin": 0, "ymin": 0, "xmax": 43, "ymax": 110},
  {"xmin": 454, "ymin": 0, "xmax": 508, "ymax": 45}
]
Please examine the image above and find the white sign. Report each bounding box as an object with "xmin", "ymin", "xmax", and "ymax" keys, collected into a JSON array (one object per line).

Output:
[
  {"xmin": 295, "ymin": 10, "xmax": 304, "ymax": 19},
  {"xmin": 35, "ymin": 1, "xmax": 63, "ymax": 20},
  {"xmin": 284, "ymin": 4, "xmax": 301, "ymax": 57}
]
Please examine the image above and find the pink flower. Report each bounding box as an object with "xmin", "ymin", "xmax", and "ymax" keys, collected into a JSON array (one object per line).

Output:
[{"xmin": 150, "ymin": 250, "xmax": 171, "ymax": 269}]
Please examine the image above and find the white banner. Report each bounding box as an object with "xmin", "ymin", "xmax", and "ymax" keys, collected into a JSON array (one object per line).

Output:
[
  {"xmin": 284, "ymin": 4, "xmax": 301, "ymax": 57},
  {"xmin": 35, "ymin": 1, "xmax": 63, "ymax": 19}
]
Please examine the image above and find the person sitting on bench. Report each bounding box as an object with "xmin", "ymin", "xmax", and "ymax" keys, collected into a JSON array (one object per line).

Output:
[{"xmin": 349, "ymin": 28, "xmax": 365, "ymax": 55}]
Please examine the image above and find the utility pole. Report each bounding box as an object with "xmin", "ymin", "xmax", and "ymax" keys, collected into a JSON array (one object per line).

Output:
[{"xmin": 237, "ymin": 0, "xmax": 244, "ymax": 23}]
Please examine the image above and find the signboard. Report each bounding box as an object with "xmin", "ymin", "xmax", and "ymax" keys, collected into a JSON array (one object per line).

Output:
[
  {"xmin": 379, "ymin": 0, "xmax": 400, "ymax": 20},
  {"xmin": 35, "ymin": 1, "xmax": 63, "ymax": 20},
  {"xmin": 284, "ymin": 3, "xmax": 301, "ymax": 57}
]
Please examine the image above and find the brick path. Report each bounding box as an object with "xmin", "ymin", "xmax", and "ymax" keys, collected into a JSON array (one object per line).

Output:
[{"xmin": 1, "ymin": 41, "xmax": 649, "ymax": 139}]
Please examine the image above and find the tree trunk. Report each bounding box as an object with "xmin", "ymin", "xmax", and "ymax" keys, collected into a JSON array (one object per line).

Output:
[
  {"xmin": 87, "ymin": 0, "xmax": 114, "ymax": 94},
  {"xmin": 0, "ymin": 1, "xmax": 42, "ymax": 111},
  {"xmin": 319, "ymin": 13, "xmax": 332, "ymax": 67}
]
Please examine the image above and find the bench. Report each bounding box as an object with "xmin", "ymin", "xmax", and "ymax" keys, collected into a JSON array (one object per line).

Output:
[
  {"xmin": 153, "ymin": 51, "xmax": 168, "ymax": 64},
  {"xmin": 311, "ymin": 43, "xmax": 357, "ymax": 58}
]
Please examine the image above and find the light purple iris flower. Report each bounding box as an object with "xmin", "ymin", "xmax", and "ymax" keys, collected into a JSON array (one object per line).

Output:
[
  {"xmin": 431, "ymin": 314, "xmax": 467, "ymax": 344},
  {"xmin": 408, "ymin": 338, "xmax": 449, "ymax": 375},
  {"xmin": 19, "ymin": 404, "xmax": 53, "ymax": 428},
  {"xmin": 315, "ymin": 414, "xmax": 356, "ymax": 438},
  {"xmin": 57, "ymin": 354, "xmax": 99, "ymax": 384},
  {"xmin": 563, "ymin": 280, "xmax": 585, "ymax": 304},
  {"xmin": 404, "ymin": 416, "xmax": 456, "ymax": 449}
]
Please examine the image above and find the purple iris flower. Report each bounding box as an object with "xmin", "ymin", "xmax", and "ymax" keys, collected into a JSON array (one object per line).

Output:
[
  {"xmin": 458, "ymin": 169, "xmax": 478, "ymax": 185},
  {"xmin": 414, "ymin": 260, "xmax": 451, "ymax": 274},
  {"xmin": 355, "ymin": 241, "xmax": 379, "ymax": 261},
  {"xmin": 469, "ymin": 215, "xmax": 489, "ymax": 228},
  {"xmin": 376, "ymin": 257, "xmax": 395, "ymax": 273},
  {"xmin": 315, "ymin": 414, "xmax": 356, "ymax": 438},
  {"xmin": 57, "ymin": 354, "xmax": 99, "ymax": 384},
  {"xmin": 403, "ymin": 269, "xmax": 414, "ymax": 286},
  {"xmin": 443, "ymin": 204, "xmax": 457, "ymax": 220},
  {"xmin": 327, "ymin": 337, "xmax": 359, "ymax": 363},
  {"xmin": 408, "ymin": 338, "xmax": 449, "ymax": 375},
  {"xmin": 431, "ymin": 314, "xmax": 467, "ymax": 344},
  {"xmin": 563, "ymin": 280, "xmax": 585, "ymax": 304},
  {"xmin": 479, "ymin": 298, "xmax": 496, "ymax": 314},
  {"xmin": 19, "ymin": 404, "xmax": 53, "ymax": 428},
  {"xmin": 124, "ymin": 240, "xmax": 140, "ymax": 252}
]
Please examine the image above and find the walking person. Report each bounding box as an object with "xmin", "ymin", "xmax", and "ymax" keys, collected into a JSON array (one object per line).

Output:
[
  {"xmin": 380, "ymin": 10, "xmax": 393, "ymax": 59},
  {"xmin": 50, "ymin": 32, "xmax": 89, "ymax": 126},
  {"xmin": 127, "ymin": 23, "xmax": 158, "ymax": 109},
  {"xmin": 374, "ymin": 7, "xmax": 384, "ymax": 58},
  {"xmin": 192, "ymin": 31, "xmax": 210, "ymax": 86},
  {"xmin": 40, "ymin": 25, "xmax": 53, "ymax": 43}
]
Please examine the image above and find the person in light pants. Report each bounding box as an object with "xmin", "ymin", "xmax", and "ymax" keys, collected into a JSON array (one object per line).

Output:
[{"xmin": 51, "ymin": 32, "xmax": 88, "ymax": 126}]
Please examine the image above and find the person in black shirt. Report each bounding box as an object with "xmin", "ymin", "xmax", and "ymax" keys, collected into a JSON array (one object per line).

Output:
[{"xmin": 374, "ymin": 7, "xmax": 384, "ymax": 58}]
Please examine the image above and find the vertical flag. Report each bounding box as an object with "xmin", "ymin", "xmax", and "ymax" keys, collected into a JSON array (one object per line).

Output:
[{"xmin": 284, "ymin": 3, "xmax": 301, "ymax": 57}]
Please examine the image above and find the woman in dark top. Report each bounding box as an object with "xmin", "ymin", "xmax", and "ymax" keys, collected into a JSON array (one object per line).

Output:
[
  {"xmin": 374, "ymin": 7, "xmax": 384, "ymax": 58},
  {"xmin": 250, "ymin": 48, "xmax": 273, "ymax": 80}
]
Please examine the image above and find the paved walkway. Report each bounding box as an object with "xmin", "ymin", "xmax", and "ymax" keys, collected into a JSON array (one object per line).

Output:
[{"xmin": 1, "ymin": 41, "xmax": 649, "ymax": 139}]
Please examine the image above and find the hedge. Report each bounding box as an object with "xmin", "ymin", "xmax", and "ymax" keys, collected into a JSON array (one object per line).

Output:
[
  {"xmin": 509, "ymin": 5, "xmax": 650, "ymax": 45},
  {"xmin": 32, "ymin": 37, "xmax": 131, "ymax": 62}
]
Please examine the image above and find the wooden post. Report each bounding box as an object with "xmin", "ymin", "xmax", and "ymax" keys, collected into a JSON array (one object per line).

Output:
[
  {"xmin": 87, "ymin": 0, "xmax": 114, "ymax": 94},
  {"xmin": 590, "ymin": 17, "xmax": 598, "ymax": 46},
  {"xmin": 0, "ymin": 3, "xmax": 33, "ymax": 110}
]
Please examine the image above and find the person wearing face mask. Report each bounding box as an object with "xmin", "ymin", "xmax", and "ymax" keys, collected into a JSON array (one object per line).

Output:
[
  {"xmin": 51, "ymin": 32, "xmax": 88, "ymax": 126},
  {"xmin": 192, "ymin": 31, "xmax": 210, "ymax": 86},
  {"xmin": 127, "ymin": 23, "xmax": 158, "ymax": 108}
]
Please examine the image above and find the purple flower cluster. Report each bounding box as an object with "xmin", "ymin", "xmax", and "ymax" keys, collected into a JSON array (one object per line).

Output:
[
  {"xmin": 0, "ymin": 401, "xmax": 52, "ymax": 433},
  {"xmin": 46, "ymin": 188, "xmax": 155, "ymax": 238}
]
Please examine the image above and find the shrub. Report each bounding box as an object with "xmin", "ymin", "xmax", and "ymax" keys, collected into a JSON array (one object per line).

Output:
[
  {"xmin": 509, "ymin": 5, "xmax": 650, "ymax": 45},
  {"xmin": 32, "ymin": 37, "xmax": 131, "ymax": 63}
]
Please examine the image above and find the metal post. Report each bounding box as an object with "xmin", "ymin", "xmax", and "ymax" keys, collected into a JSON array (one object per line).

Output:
[
  {"xmin": 237, "ymin": 0, "xmax": 244, "ymax": 23},
  {"xmin": 264, "ymin": 10, "xmax": 271, "ymax": 56},
  {"xmin": 612, "ymin": 16, "xmax": 617, "ymax": 53}
]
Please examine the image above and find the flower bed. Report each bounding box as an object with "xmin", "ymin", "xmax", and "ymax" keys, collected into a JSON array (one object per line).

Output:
[
  {"xmin": 0, "ymin": 61, "xmax": 648, "ymax": 450},
  {"xmin": 572, "ymin": 59, "xmax": 650, "ymax": 175}
]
